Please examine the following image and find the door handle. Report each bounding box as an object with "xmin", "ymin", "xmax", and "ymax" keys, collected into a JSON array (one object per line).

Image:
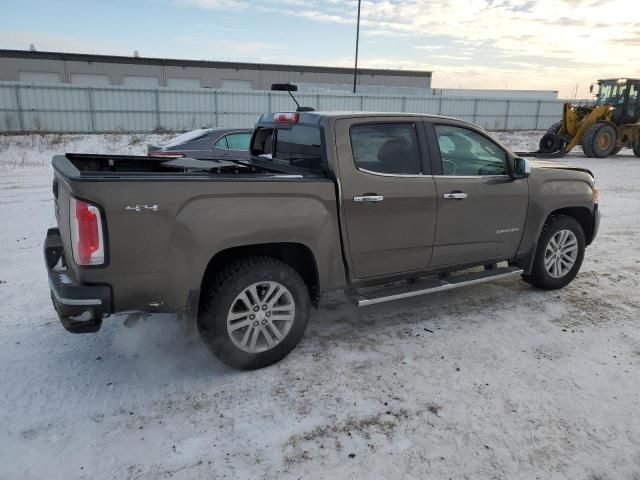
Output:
[
  {"xmin": 353, "ymin": 194, "xmax": 384, "ymax": 203},
  {"xmin": 443, "ymin": 192, "xmax": 468, "ymax": 200}
]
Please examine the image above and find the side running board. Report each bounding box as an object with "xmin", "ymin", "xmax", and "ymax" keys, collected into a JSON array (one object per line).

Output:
[{"xmin": 351, "ymin": 266, "xmax": 523, "ymax": 307}]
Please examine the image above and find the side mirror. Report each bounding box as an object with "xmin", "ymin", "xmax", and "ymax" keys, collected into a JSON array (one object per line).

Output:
[{"xmin": 513, "ymin": 157, "xmax": 531, "ymax": 179}]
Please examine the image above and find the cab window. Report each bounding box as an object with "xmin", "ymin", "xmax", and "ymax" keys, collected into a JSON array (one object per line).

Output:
[
  {"xmin": 350, "ymin": 123, "xmax": 421, "ymax": 175},
  {"xmin": 434, "ymin": 125, "xmax": 507, "ymax": 176},
  {"xmin": 250, "ymin": 125, "xmax": 324, "ymax": 173}
]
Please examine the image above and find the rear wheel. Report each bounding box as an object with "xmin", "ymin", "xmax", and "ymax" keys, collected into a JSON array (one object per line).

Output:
[
  {"xmin": 633, "ymin": 142, "xmax": 640, "ymax": 157},
  {"xmin": 198, "ymin": 256, "xmax": 310, "ymax": 370},
  {"xmin": 582, "ymin": 123, "xmax": 617, "ymax": 158},
  {"xmin": 522, "ymin": 215, "xmax": 585, "ymax": 290}
]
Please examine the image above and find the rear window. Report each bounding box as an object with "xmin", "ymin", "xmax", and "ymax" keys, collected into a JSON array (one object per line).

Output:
[
  {"xmin": 251, "ymin": 125, "xmax": 324, "ymax": 172},
  {"xmin": 162, "ymin": 129, "xmax": 211, "ymax": 148}
]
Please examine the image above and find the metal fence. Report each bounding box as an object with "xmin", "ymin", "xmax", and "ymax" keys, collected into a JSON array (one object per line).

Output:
[{"xmin": 0, "ymin": 81, "xmax": 565, "ymax": 133}]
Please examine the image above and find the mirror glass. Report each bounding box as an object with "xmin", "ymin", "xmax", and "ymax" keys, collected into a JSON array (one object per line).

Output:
[{"xmin": 513, "ymin": 157, "xmax": 530, "ymax": 178}]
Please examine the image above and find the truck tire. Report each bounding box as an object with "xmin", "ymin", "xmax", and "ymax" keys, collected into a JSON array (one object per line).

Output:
[
  {"xmin": 582, "ymin": 123, "xmax": 617, "ymax": 158},
  {"xmin": 522, "ymin": 215, "xmax": 585, "ymax": 290},
  {"xmin": 547, "ymin": 121, "xmax": 563, "ymax": 135},
  {"xmin": 198, "ymin": 256, "xmax": 310, "ymax": 370}
]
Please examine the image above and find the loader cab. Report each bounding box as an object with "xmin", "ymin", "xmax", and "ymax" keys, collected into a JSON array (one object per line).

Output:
[{"xmin": 595, "ymin": 78, "xmax": 640, "ymax": 124}]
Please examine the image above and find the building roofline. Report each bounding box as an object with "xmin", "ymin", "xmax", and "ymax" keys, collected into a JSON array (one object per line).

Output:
[{"xmin": 0, "ymin": 49, "xmax": 432, "ymax": 78}]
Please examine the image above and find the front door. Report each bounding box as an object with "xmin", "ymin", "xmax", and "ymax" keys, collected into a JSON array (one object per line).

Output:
[
  {"xmin": 428, "ymin": 123, "xmax": 528, "ymax": 268},
  {"xmin": 335, "ymin": 118, "xmax": 438, "ymax": 279}
]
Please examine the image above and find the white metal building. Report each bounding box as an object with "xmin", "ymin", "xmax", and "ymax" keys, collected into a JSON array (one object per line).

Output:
[
  {"xmin": 0, "ymin": 49, "xmax": 433, "ymax": 94},
  {"xmin": 433, "ymin": 88, "xmax": 558, "ymax": 100}
]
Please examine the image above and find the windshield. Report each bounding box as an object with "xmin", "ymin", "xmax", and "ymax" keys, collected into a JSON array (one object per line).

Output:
[
  {"xmin": 596, "ymin": 81, "xmax": 627, "ymax": 106},
  {"xmin": 251, "ymin": 125, "xmax": 324, "ymax": 173}
]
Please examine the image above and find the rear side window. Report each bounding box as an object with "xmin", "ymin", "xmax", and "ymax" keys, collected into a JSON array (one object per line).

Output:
[
  {"xmin": 251, "ymin": 125, "xmax": 324, "ymax": 172},
  {"xmin": 434, "ymin": 125, "xmax": 507, "ymax": 176},
  {"xmin": 226, "ymin": 132, "xmax": 251, "ymax": 151},
  {"xmin": 214, "ymin": 136, "xmax": 228, "ymax": 149},
  {"xmin": 350, "ymin": 123, "xmax": 421, "ymax": 174}
]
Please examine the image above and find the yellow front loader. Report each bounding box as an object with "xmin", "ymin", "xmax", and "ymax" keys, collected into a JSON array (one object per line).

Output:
[{"xmin": 535, "ymin": 78, "xmax": 640, "ymax": 158}]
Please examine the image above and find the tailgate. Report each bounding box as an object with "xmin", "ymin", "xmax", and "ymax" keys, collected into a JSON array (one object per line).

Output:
[{"xmin": 52, "ymin": 168, "xmax": 75, "ymax": 269}]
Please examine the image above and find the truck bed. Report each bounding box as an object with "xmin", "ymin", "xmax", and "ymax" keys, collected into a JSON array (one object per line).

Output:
[{"xmin": 51, "ymin": 152, "xmax": 343, "ymax": 314}]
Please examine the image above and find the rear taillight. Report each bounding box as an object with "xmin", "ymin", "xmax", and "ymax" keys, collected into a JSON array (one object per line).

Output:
[{"xmin": 70, "ymin": 197, "xmax": 105, "ymax": 266}]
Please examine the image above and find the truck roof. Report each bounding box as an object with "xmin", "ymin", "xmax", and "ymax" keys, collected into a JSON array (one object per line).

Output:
[{"xmin": 259, "ymin": 111, "xmax": 462, "ymax": 124}]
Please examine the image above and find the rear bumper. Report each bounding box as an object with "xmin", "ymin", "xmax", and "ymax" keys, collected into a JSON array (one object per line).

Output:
[{"xmin": 44, "ymin": 228, "xmax": 111, "ymax": 334}]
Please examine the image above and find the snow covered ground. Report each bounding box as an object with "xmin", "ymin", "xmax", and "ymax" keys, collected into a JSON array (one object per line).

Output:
[{"xmin": 1, "ymin": 133, "xmax": 639, "ymax": 479}]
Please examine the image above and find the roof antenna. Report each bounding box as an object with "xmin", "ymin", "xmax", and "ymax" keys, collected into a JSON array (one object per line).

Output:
[{"xmin": 270, "ymin": 83, "xmax": 315, "ymax": 112}]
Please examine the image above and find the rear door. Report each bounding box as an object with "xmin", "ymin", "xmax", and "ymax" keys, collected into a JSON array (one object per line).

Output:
[
  {"xmin": 427, "ymin": 122, "xmax": 528, "ymax": 267},
  {"xmin": 335, "ymin": 117, "xmax": 438, "ymax": 279}
]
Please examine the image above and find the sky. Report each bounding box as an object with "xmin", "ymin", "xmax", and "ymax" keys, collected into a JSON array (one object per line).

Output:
[{"xmin": 0, "ymin": 0, "xmax": 638, "ymax": 98}]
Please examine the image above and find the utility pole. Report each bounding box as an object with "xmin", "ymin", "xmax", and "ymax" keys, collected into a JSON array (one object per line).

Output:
[{"xmin": 353, "ymin": 0, "xmax": 361, "ymax": 94}]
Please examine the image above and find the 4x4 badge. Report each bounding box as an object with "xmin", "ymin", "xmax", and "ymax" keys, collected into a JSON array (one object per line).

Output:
[{"xmin": 126, "ymin": 205, "xmax": 158, "ymax": 212}]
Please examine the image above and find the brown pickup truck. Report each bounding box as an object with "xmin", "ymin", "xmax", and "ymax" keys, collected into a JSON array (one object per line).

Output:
[{"xmin": 44, "ymin": 111, "xmax": 600, "ymax": 369}]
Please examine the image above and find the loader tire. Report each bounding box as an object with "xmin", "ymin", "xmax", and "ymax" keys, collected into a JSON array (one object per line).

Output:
[
  {"xmin": 633, "ymin": 142, "xmax": 640, "ymax": 157},
  {"xmin": 582, "ymin": 123, "xmax": 617, "ymax": 158},
  {"xmin": 547, "ymin": 121, "xmax": 563, "ymax": 135},
  {"xmin": 539, "ymin": 133, "xmax": 563, "ymax": 154}
]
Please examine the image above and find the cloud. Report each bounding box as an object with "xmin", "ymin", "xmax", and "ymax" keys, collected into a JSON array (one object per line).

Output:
[{"xmin": 175, "ymin": 0, "xmax": 639, "ymax": 96}]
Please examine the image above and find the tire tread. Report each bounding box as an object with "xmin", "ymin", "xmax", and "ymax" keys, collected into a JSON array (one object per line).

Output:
[{"xmin": 582, "ymin": 123, "xmax": 616, "ymax": 158}]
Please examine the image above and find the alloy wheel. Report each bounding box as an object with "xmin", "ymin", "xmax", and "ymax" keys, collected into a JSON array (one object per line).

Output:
[
  {"xmin": 544, "ymin": 229, "xmax": 578, "ymax": 278},
  {"xmin": 226, "ymin": 281, "xmax": 295, "ymax": 353}
]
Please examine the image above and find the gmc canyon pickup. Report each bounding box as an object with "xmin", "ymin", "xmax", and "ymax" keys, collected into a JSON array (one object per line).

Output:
[{"xmin": 45, "ymin": 111, "xmax": 600, "ymax": 369}]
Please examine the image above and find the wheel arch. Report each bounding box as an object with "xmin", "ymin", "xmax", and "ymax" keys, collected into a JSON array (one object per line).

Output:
[
  {"xmin": 520, "ymin": 205, "xmax": 595, "ymax": 275},
  {"xmin": 199, "ymin": 243, "xmax": 321, "ymax": 309},
  {"xmin": 545, "ymin": 206, "xmax": 595, "ymax": 245}
]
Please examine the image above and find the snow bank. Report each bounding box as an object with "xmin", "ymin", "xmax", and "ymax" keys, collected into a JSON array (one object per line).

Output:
[{"xmin": 0, "ymin": 133, "xmax": 173, "ymax": 168}]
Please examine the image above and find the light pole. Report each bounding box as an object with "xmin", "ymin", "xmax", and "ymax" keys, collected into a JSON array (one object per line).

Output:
[{"xmin": 353, "ymin": 0, "xmax": 361, "ymax": 94}]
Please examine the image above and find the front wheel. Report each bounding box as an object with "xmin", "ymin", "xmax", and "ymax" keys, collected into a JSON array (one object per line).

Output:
[
  {"xmin": 198, "ymin": 257, "xmax": 310, "ymax": 370},
  {"xmin": 582, "ymin": 123, "xmax": 617, "ymax": 158},
  {"xmin": 523, "ymin": 215, "xmax": 586, "ymax": 290}
]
